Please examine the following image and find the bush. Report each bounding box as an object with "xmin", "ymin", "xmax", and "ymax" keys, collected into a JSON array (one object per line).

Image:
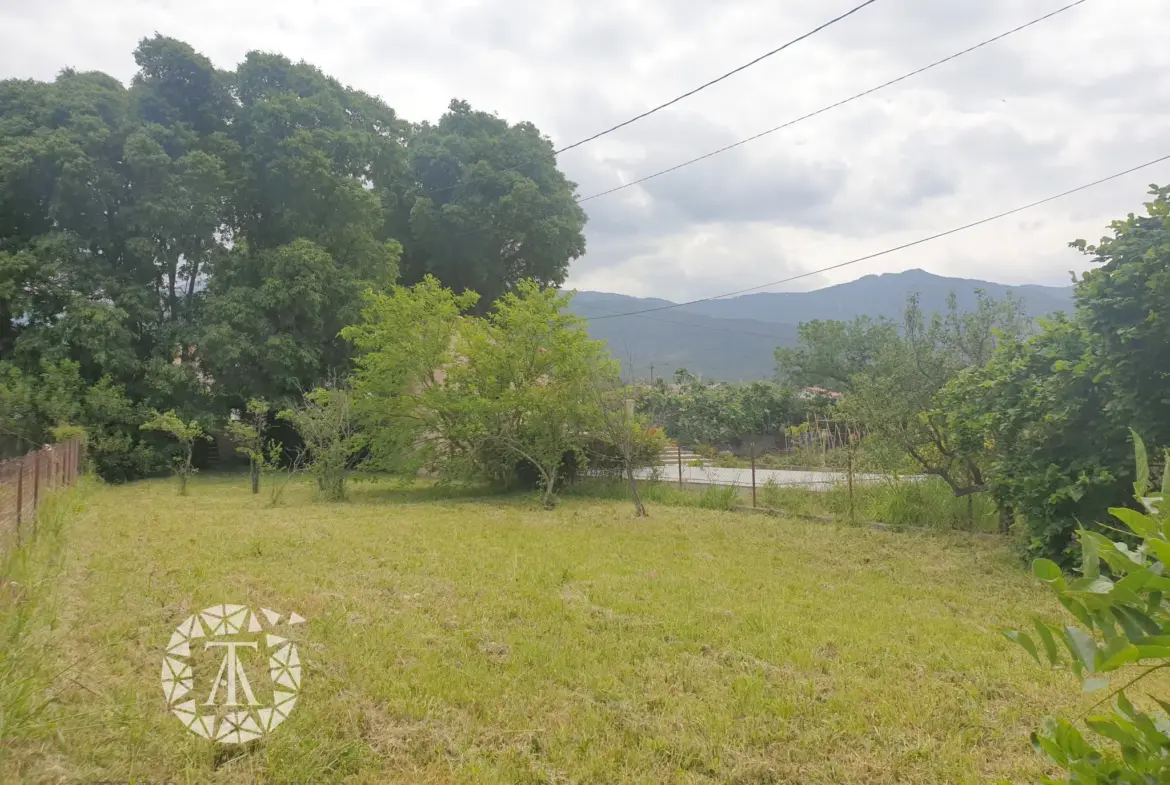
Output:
[
  {"xmin": 580, "ymin": 425, "xmax": 666, "ymax": 479},
  {"xmin": 697, "ymin": 484, "xmax": 738, "ymax": 511},
  {"xmin": 865, "ymin": 480, "xmax": 997, "ymax": 531},
  {"xmin": 1006, "ymin": 432, "xmax": 1170, "ymax": 782}
]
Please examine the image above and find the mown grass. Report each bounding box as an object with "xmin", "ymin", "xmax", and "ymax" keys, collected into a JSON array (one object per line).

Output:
[{"xmin": 0, "ymin": 474, "xmax": 1096, "ymax": 783}]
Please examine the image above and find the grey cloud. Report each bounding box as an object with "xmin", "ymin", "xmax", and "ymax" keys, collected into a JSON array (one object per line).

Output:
[{"xmin": 3, "ymin": 0, "xmax": 1168, "ymax": 302}]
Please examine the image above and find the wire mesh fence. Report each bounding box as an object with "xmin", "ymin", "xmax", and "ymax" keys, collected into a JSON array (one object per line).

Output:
[{"xmin": 0, "ymin": 439, "xmax": 84, "ymax": 554}]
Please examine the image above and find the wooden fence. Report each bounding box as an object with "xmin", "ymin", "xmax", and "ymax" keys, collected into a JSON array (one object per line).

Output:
[{"xmin": 0, "ymin": 439, "xmax": 84, "ymax": 552}]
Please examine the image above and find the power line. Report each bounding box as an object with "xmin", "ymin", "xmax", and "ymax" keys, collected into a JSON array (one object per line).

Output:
[
  {"xmin": 436, "ymin": 0, "xmax": 1086, "ymax": 244},
  {"xmin": 421, "ymin": 0, "xmax": 882, "ymax": 198},
  {"xmin": 586, "ymin": 152, "xmax": 1170, "ymax": 321},
  {"xmin": 579, "ymin": 0, "xmax": 1087, "ymax": 203},
  {"xmin": 572, "ymin": 301, "xmax": 793, "ymax": 340}
]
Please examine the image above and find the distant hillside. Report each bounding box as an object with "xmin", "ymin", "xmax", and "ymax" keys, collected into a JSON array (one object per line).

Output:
[{"xmin": 569, "ymin": 269, "xmax": 1074, "ymax": 381}]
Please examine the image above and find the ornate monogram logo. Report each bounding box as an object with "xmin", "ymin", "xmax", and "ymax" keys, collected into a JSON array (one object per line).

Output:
[{"xmin": 160, "ymin": 604, "xmax": 306, "ymax": 744}]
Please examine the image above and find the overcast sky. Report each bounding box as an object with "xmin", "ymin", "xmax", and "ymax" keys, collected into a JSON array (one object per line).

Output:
[{"xmin": 2, "ymin": 0, "xmax": 1168, "ymax": 301}]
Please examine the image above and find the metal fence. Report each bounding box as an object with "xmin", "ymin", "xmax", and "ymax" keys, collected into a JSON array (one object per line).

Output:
[
  {"xmin": 0, "ymin": 439, "xmax": 84, "ymax": 552},
  {"xmin": 654, "ymin": 439, "xmax": 878, "ymax": 496}
]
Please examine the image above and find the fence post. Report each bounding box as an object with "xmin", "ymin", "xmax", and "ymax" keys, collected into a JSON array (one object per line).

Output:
[
  {"xmin": 677, "ymin": 441, "xmax": 683, "ymax": 489},
  {"xmin": 750, "ymin": 440, "xmax": 757, "ymax": 508},
  {"xmin": 847, "ymin": 447, "xmax": 855, "ymax": 524},
  {"xmin": 31, "ymin": 449, "xmax": 40, "ymax": 535},
  {"xmin": 15, "ymin": 459, "xmax": 24, "ymax": 546}
]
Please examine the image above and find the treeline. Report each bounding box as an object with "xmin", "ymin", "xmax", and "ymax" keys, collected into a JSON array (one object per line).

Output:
[
  {"xmin": 0, "ymin": 36, "xmax": 586, "ymax": 478},
  {"xmin": 775, "ymin": 186, "xmax": 1170, "ymax": 563},
  {"xmin": 637, "ymin": 369, "xmax": 835, "ymax": 449}
]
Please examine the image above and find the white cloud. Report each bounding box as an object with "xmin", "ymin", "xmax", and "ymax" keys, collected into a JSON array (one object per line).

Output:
[{"xmin": 3, "ymin": 0, "xmax": 1168, "ymax": 300}]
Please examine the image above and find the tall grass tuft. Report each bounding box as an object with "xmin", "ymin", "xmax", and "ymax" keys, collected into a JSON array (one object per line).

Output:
[{"xmin": 0, "ymin": 484, "xmax": 82, "ymax": 760}]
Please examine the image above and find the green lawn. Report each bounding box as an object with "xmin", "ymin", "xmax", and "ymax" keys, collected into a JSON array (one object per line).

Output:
[{"xmin": 3, "ymin": 476, "xmax": 1086, "ymax": 783}]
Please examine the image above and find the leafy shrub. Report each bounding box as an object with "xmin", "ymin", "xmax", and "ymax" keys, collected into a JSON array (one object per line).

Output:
[
  {"xmin": 581, "ymin": 425, "xmax": 667, "ymax": 478},
  {"xmin": 697, "ymin": 484, "xmax": 738, "ymax": 511},
  {"xmin": 280, "ymin": 386, "xmax": 366, "ymax": 501},
  {"xmin": 1008, "ymin": 432, "xmax": 1170, "ymax": 782},
  {"xmin": 866, "ymin": 479, "xmax": 997, "ymax": 531},
  {"xmin": 141, "ymin": 410, "xmax": 210, "ymax": 495}
]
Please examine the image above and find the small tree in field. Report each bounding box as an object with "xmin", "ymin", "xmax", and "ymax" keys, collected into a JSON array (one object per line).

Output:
[
  {"xmin": 226, "ymin": 398, "xmax": 270, "ymax": 494},
  {"xmin": 342, "ymin": 275, "xmax": 479, "ymax": 475},
  {"xmin": 142, "ymin": 410, "xmax": 209, "ymax": 495},
  {"xmin": 589, "ymin": 373, "xmax": 665, "ymax": 517},
  {"xmin": 280, "ymin": 384, "xmax": 365, "ymax": 501},
  {"xmin": 1008, "ymin": 431, "xmax": 1170, "ymax": 782},
  {"xmin": 438, "ymin": 281, "xmax": 610, "ymax": 508}
]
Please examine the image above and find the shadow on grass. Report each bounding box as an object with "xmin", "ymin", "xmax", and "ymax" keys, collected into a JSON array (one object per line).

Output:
[{"xmin": 346, "ymin": 477, "xmax": 516, "ymax": 506}]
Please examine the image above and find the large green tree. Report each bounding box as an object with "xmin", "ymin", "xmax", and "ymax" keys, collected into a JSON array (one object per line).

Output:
[
  {"xmin": 774, "ymin": 316, "xmax": 898, "ymax": 392},
  {"xmin": 841, "ymin": 290, "xmax": 1030, "ymax": 506},
  {"xmin": 0, "ymin": 38, "xmax": 587, "ymax": 476},
  {"xmin": 397, "ymin": 100, "xmax": 588, "ymax": 310},
  {"xmin": 199, "ymin": 52, "xmax": 407, "ymax": 406},
  {"xmin": 1073, "ymin": 185, "xmax": 1170, "ymax": 444},
  {"xmin": 943, "ymin": 186, "xmax": 1170, "ymax": 561}
]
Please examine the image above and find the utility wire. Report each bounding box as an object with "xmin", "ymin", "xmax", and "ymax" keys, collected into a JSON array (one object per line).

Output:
[
  {"xmin": 579, "ymin": 0, "xmax": 1087, "ymax": 203},
  {"xmin": 420, "ymin": 0, "xmax": 882, "ymax": 198},
  {"xmin": 437, "ymin": 0, "xmax": 1086, "ymax": 243},
  {"xmin": 572, "ymin": 301, "xmax": 794, "ymax": 340},
  {"xmin": 587, "ymin": 152, "xmax": 1170, "ymax": 321}
]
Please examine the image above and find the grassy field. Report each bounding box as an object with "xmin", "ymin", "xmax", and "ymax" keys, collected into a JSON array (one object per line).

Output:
[{"xmin": 2, "ymin": 475, "xmax": 1090, "ymax": 783}]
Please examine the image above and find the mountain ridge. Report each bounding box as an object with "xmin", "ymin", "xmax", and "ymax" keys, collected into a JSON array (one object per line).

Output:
[{"xmin": 569, "ymin": 269, "xmax": 1074, "ymax": 381}]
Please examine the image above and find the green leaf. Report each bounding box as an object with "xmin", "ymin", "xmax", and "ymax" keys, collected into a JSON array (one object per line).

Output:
[
  {"xmin": 1132, "ymin": 428, "xmax": 1150, "ymax": 498},
  {"xmin": 1091, "ymin": 609, "xmax": 1121, "ymax": 643},
  {"xmin": 1113, "ymin": 606, "xmax": 1147, "ymax": 643},
  {"xmin": 1068, "ymin": 576, "xmax": 1115, "ymax": 595},
  {"xmin": 1063, "ymin": 627, "xmax": 1098, "ymax": 673},
  {"xmin": 1134, "ymin": 645, "xmax": 1170, "ymax": 660},
  {"xmin": 1096, "ymin": 640, "xmax": 1139, "ymax": 671},
  {"xmin": 1116, "ymin": 691, "xmax": 1137, "ymax": 720},
  {"xmin": 1034, "ymin": 559, "xmax": 1071, "ymax": 589},
  {"xmin": 1080, "ymin": 531, "xmax": 1101, "ymax": 580},
  {"xmin": 1116, "ymin": 568, "xmax": 1155, "ymax": 594},
  {"xmin": 1146, "ymin": 539, "xmax": 1170, "ymax": 566},
  {"xmin": 1004, "ymin": 630, "xmax": 1040, "ymax": 664},
  {"xmin": 1034, "ymin": 619, "xmax": 1061, "ymax": 666},
  {"xmin": 1086, "ymin": 716, "xmax": 1138, "ymax": 747},
  {"xmin": 1113, "ymin": 606, "xmax": 1163, "ymax": 639},
  {"xmin": 1163, "ymin": 448, "xmax": 1170, "ymax": 496},
  {"xmin": 1033, "ymin": 558, "xmax": 1064, "ymax": 584},
  {"xmin": 1110, "ymin": 506, "xmax": 1159, "ymax": 539},
  {"xmin": 1059, "ymin": 596, "xmax": 1094, "ymax": 629}
]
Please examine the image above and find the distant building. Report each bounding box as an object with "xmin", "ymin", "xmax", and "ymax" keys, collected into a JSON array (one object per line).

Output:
[{"xmin": 797, "ymin": 386, "xmax": 842, "ymax": 401}]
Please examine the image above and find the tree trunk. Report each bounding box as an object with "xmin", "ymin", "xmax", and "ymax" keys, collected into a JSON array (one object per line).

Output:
[
  {"xmin": 998, "ymin": 504, "xmax": 1014, "ymax": 535},
  {"xmin": 541, "ymin": 465, "xmax": 557, "ymax": 509},
  {"xmin": 251, "ymin": 460, "xmax": 260, "ymax": 494},
  {"xmin": 625, "ymin": 462, "xmax": 647, "ymax": 517},
  {"xmin": 180, "ymin": 444, "xmax": 193, "ymax": 496}
]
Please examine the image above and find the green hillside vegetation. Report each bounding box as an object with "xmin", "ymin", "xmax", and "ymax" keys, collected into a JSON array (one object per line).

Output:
[{"xmin": 570, "ymin": 269, "xmax": 1073, "ymax": 381}]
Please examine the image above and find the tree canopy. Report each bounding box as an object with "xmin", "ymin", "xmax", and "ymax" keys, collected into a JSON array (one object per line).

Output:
[{"xmin": 0, "ymin": 37, "xmax": 588, "ymax": 476}]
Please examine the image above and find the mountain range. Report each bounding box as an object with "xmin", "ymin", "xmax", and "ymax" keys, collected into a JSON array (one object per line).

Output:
[{"xmin": 568, "ymin": 269, "xmax": 1074, "ymax": 381}]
